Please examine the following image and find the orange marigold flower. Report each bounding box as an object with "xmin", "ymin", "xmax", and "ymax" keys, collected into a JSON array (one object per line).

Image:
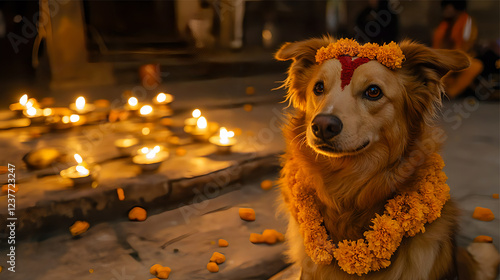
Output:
[
  {"xmin": 334, "ymin": 240, "xmax": 372, "ymax": 276},
  {"xmin": 358, "ymin": 42, "xmax": 380, "ymax": 60},
  {"xmin": 385, "ymin": 192, "xmax": 428, "ymax": 237},
  {"xmin": 285, "ymin": 152, "xmax": 449, "ymax": 276},
  {"xmin": 377, "ymin": 42, "xmax": 405, "ymax": 69},
  {"xmin": 336, "ymin": 38, "xmax": 360, "ymax": 57},
  {"xmin": 315, "ymin": 39, "xmax": 405, "ymax": 69},
  {"xmin": 316, "ymin": 44, "xmax": 338, "ymax": 64},
  {"xmin": 365, "ymin": 214, "xmax": 403, "ymax": 260}
]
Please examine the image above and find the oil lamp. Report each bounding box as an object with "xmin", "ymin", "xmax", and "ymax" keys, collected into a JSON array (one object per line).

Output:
[
  {"xmin": 209, "ymin": 127, "xmax": 237, "ymax": 154},
  {"xmin": 70, "ymin": 96, "xmax": 95, "ymax": 114},
  {"xmin": 132, "ymin": 149, "xmax": 169, "ymax": 171},
  {"xmin": 60, "ymin": 153, "xmax": 93, "ymax": 184}
]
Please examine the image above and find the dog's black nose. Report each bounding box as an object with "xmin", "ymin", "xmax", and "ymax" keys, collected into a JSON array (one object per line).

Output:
[{"xmin": 311, "ymin": 115, "xmax": 343, "ymax": 140}]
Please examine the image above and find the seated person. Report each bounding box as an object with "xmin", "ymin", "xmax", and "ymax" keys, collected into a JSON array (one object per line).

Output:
[{"xmin": 433, "ymin": 0, "xmax": 483, "ymax": 98}]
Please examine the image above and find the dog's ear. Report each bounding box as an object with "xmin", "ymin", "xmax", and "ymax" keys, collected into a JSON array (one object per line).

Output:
[
  {"xmin": 275, "ymin": 37, "xmax": 333, "ymax": 110},
  {"xmin": 400, "ymin": 40, "xmax": 470, "ymax": 80},
  {"xmin": 398, "ymin": 40, "xmax": 470, "ymax": 128}
]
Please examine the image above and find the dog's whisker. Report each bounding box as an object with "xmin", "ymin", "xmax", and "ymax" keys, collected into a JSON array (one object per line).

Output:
[
  {"xmin": 292, "ymin": 124, "xmax": 308, "ymax": 131},
  {"xmin": 291, "ymin": 131, "xmax": 306, "ymax": 145}
]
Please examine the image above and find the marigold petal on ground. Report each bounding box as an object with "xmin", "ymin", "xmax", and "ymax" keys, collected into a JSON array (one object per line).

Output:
[{"xmin": 472, "ymin": 207, "xmax": 495, "ymax": 221}]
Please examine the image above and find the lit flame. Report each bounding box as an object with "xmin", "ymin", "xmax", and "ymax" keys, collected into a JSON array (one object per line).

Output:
[
  {"xmin": 128, "ymin": 97, "xmax": 138, "ymax": 107},
  {"xmin": 76, "ymin": 96, "xmax": 85, "ymax": 110},
  {"xmin": 156, "ymin": 93, "xmax": 166, "ymax": 103},
  {"xmin": 140, "ymin": 105, "xmax": 153, "ymax": 115},
  {"xmin": 146, "ymin": 150, "xmax": 157, "ymax": 159},
  {"xmin": 153, "ymin": 145, "xmax": 161, "ymax": 153},
  {"xmin": 74, "ymin": 154, "xmax": 83, "ymax": 164},
  {"xmin": 62, "ymin": 116, "xmax": 70, "ymax": 124},
  {"xmin": 76, "ymin": 165, "xmax": 89, "ymax": 176},
  {"xmin": 140, "ymin": 147, "xmax": 149, "ymax": 154},
  {"xmin": 20, "ymin": 94, "xmax": 28, "ymax": 106},
  {"xmin": 26, "ymin": 100, "xmax": 33, "ymax": 109},
  {"xmin": 43, "ymin": 108, "xmax": 52, "ymax": 116},
  {"xmin": 197, "ymin": 116, "xmax": 207, "ymax": 129},
  {"xmin": 192, "ymin": 109, "xmax": 201, "ymax": 118},
  {"xmin": 26, "ymin": 107, "xmax": 37, "ymax": 117},
  {"xmin": 70, "ymin": 114, "xmax": 80, "ymax": 123},
  {"xmin": 219, "ymin": 127, "xmax": 234, "ymax": 145}
]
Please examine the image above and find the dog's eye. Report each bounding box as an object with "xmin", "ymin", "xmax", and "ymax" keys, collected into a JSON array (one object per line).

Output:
[
  {"xmin": 364, "ymin": 85, "xmax": 383, "ymax": 100},
  {"xmin": 313, "ymin": 81, "xmax": 324, "ymax": 96}
]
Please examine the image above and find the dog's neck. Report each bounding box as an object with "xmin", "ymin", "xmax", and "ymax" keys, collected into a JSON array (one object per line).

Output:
[{"xmin": 284, "ymin": 112, "xmax": 442, "ymax": 242}]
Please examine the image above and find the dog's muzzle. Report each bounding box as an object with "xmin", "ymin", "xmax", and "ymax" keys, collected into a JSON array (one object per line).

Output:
[{"xmin": 311, "ymin": 114, "xmax": 343, "ymax": 141}]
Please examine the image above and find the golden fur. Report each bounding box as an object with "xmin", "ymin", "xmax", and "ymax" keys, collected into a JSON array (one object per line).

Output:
[{"xmin": 274, "ymin": 37, "xmax": 486, "ymax": 279}]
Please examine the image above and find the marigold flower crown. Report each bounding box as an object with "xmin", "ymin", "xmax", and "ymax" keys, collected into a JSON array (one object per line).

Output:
[
  {"xmin": 315, "ymin": 38, "xmax": 405, "ymax": 69},
  {"xmin": 285, "ymin": 153, "xmax": 450, "ymax": 276}
]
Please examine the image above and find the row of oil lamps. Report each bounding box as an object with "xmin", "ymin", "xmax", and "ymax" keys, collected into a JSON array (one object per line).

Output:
[
  {"xmin": 6, "ymin": 95, "xmax": 237, "ymax": 185},
  {"xmin": 61, "ymin": 108, "xmax": 237, "ymax": 185},
  {"xmin": 9, "ymin": 92, "xmax": 175, "ymax": 129},
  {"xmin": 10, "ymin": 93, "xmax": 238, "ymax": 184}
]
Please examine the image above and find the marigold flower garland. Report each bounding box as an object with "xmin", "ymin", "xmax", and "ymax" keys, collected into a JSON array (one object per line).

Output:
[
  {"xmin": 285, "ymin": 153, "xmax": 450, "ymax": 276},
  {"xmin": 315, "ymin": 38, "xmax": 405, "ymax": 69}
]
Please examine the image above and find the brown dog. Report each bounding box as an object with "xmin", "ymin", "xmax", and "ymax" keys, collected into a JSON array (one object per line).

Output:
[{"xmin": 275, "ymin": 37, "xmax": 499, "ymax": 280}]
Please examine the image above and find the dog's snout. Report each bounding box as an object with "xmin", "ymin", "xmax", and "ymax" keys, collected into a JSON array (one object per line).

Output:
[{"xmin": 311, "ymin": 115, "xmax": 343, "ymax": 140}]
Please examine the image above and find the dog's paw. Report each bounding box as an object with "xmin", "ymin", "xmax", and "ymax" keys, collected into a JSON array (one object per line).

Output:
[{"xmin": 467, "ymin": 242, "xmax": 500, "ymax": 280}]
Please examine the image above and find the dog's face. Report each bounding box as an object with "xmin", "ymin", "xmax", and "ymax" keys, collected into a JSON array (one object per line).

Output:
[
  {"xmin": 276, "ymin": 38, "xmax": 470, "ymax": 159},
  {"xmin": 303, "ymin": 59, "xmax": 403, "ymax": 157}
]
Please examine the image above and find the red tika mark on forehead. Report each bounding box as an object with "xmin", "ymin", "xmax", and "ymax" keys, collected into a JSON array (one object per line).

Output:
[{"xmin": 338, "ymin": 56, "xmax": 370, "ymax": 90}]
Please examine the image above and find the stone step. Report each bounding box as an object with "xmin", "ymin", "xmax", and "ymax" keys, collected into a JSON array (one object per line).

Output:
[{"xmin": 0, "ymin": 102, "xmax": 287, "ymax": 240}]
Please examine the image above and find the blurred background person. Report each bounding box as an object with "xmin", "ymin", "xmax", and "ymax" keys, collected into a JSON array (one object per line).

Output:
[{"xmin": 433, "ymin": 0, "xmax": 483, "ymax": 98}]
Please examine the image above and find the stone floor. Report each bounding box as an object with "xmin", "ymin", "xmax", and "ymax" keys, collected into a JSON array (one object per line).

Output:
[
  {"xmin": 2, "ymin": 173, "xmax": 288, "ymax": 280},
  {"xmin": 0, "ymin": 72, "xmax": 498, "ymax": 279}
]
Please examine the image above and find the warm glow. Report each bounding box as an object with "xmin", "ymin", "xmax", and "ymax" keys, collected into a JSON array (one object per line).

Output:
[
  {"xmin": 192, "ymin": 109, "xmax": 201, "ymax": 118},
  {"xmin": 122, "ymin": 139, "xmax": 134, "ymax": 146},
  {"xmin": 153, "ymin": 145, "xmax": 161, "ymax": 153},
  {"xmin": 219, "ymin": 127, "xmax": 234, "ymax": 145},
  {"xmin": 70, "ymin": 114, "xmax": 80, "ymax": 123},
  {"xmin": 76, "ymin": 165, "xmax": 89, "ymax": 176},
  {"xmin": 262, "ymin": 29, "xmax": 273, "ymax": 40},
  {"xmin": 142, "ymin": 127, "xmax": 150, "ymax": 135},
  {"xmin": 140, "ymin": 105, "xmax": 153, "ymax": 115},
  {"xmin": 74, "ymin": 154, "xmax": 83, "ymax": 164},
  {"xmin": 156, "ymin": 93, "xmax": 167, "ymax": 103},
  {"xmin": 197, "ymin": 116, "xmax": 207, "ymax": 129},
  {"xmin": 43, "ymin": 108, "xmax": 52, "ymax": 116},
  {"xmin": 164, "ymin": 93, "xmax": 173, "ymax": 103},
  {"xmin": 128, "ymin": 97, "xmax": 138, "ymax": 107},
  {"xmin": 146, "ymin": 150, "xmax": 157, "ymax": 159},
  {"xmin": 26, "ymin": 107, "xmax": 37, "ymax": 117},
  {"xmin": 76, "ymin": 96, "xmax": 86, "ymax": 110},
  {"xmin": 141, "ymin": 147, "xmax": 149, "ymax": 154},
  {"xmin": 62, "ymin": 116, "xmax": 70, "ymax": 124},
  {"xmin": 25, "ymin": 100, "xmax": 33, "ymax": 109},
  {"xmin": 20, "ymin": 94, "xmax": 28, "ymax": 106}
]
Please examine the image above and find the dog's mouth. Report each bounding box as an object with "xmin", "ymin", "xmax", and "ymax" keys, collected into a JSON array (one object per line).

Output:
[{"xmin": 315, "ymin": 140, "xmax": 370, "ymax": 156}]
